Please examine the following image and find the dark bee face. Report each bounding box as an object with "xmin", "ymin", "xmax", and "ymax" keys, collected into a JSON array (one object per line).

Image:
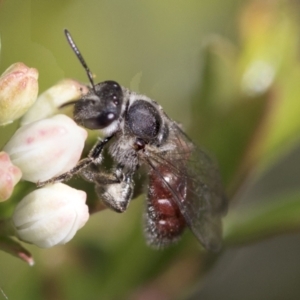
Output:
[{"xmin": 74, "ymin": 80, "xmax": 123, "ymax": 129}]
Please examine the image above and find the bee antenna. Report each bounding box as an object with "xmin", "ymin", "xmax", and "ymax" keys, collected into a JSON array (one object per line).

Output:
[{"xmin": 64, "ymin": 29, "xmax": 96, "ymax": 92}]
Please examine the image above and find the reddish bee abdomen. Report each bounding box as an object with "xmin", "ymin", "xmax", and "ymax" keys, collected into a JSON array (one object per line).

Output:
[{"xmin": 145, "ymin": 165, "xmax": 186, "ymax": 247}]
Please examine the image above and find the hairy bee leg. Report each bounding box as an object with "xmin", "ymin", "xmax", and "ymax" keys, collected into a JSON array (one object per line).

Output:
[
  {"xmin": 36, "ymin": 136, "xmax": 113, "ymax": 187},
  {"xmin": 36, "ymin": 158, "xmax": 92, "ymax": 187},
  {"xmin": 95, "ymin": 168, "xmax": 135, "ymax": 213},
  {"xmin": 88, "ymin": 136, "xmax": 113, "ymax": 161},
  {"xmin": 80, "ymin": 164, "xmax": 134, "ymax": 213},
  {"xmin": 80, "ymin": 164, "xmax": 120, "ymax": 184}
]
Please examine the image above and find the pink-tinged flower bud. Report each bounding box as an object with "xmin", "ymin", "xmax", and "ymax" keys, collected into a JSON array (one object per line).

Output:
[
  {"xmin": 3, "ymin": 114, "xmax": 87, "ymax": 182},
  {"xmin": 21, "ymin": 79, "xmax": 89, "ymax": 125},
  {"xmin": 0, "ymin": 63, "xmax": 38, "ymax": 125},
  {"xmin": 0, "ymin": 152, "xmax": 22, "ymax": 201},
  {"xmin": 12, "ymin": 183, "xmax": 89, "ymax": 248}
]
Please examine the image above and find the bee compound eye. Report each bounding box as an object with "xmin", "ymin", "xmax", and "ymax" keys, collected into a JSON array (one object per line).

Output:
[
  {"xmin": 107, "ymin": 112, "xmax": 115, "ymax": 120},
  {"xmin": 83, "ymin": 112, "xmax": 116, "ymax": 129},
  {"xmin": 96, "ymin": 112, "xmax": 116, "ymax": 127}
]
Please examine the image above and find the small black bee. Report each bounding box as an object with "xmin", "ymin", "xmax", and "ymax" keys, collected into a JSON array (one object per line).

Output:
[{"xmin": 38, "ymin": 30, "xmax": 227, "ymax": 251}]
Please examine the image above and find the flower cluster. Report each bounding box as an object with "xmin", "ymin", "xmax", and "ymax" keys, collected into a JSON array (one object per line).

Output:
[{"xmin": 0, "ymin": 62, "xmax": 91, "ymax": 260}]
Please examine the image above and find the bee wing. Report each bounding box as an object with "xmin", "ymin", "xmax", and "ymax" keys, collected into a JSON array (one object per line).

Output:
[{"xmin": 147, "ymin": 122, "xmax": 227, "ymax": 251}]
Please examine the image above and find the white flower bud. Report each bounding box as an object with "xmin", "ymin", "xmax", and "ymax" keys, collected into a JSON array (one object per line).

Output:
[
  {"xmin": 12, "ymin": 183, "xmax": 89, "ymax": 248},
  {"xmin": 3, "ymin": 114, "xmax": 87, "ymax": 182},
  {"xmin": 0, "ymin": 63, "xmax": 38, "ymax": 125},
  {"xmin": 0, "ymin": 152, "xmax": 22, "ymax": 201},
  {"xmin": 21, "ymin": 79, "xmax": 89, "ymax": 125}
]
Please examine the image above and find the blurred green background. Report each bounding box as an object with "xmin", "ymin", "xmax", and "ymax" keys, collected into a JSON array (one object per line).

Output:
[{"xmin": 2, "ymin": 0, "xmax": 300, "ymax": 299}]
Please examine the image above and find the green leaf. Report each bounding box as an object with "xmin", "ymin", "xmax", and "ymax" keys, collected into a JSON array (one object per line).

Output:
[{"xmin": 224, "ymin": 191, "xmax": 300, "ymax": 246}]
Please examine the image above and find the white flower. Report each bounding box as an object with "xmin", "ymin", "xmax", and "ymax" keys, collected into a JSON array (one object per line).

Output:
[
  {"xmin": 0, "ymin": 152, "xmax": 22, "ymax": 201},
  {"xmin": 21, "ymin": 79, "xmax": 89, "ymax": 125},
  {"xmin": 12, "ymin": 183, "xmax": 89, "ymax": 248},
  {"xmin": 0, "ymin": 62, "xmax": 38, "ymax": 125},
  {"xmin": 3, "ymin": 114, "xmax": 87, "ymax": 182}
]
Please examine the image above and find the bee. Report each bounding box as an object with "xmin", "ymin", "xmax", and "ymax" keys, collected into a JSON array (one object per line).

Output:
[{"xmin": 38, "ymin": 30, "xmax": 227, "ymax": 251}]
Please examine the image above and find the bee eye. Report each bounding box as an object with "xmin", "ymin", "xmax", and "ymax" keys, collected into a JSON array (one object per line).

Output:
[
  {"xmin": 83, "ymin": 112, "xmax": 117, "ymax": 129},
  {"xmin": 97, "ymin": 112, "xmax": 116, "ymax": 127},
  {"xmin": 107, "ymin": 113, "xmax": 115, "ymax": 120}
]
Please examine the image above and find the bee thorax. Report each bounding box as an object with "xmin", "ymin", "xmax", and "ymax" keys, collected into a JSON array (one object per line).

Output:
[{"xmin": 109, "ymin": 136, "xmax": 140, "ymax": 171}]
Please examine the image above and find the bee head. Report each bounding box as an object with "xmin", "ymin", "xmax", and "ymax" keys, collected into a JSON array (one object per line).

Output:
[
  {"xmin": 74, "ymin": 80, "xmax": 123, "ymax": 129},
  {"xmin": 63, "ymin": 30, "xmax": 123, "ymax": 130}
]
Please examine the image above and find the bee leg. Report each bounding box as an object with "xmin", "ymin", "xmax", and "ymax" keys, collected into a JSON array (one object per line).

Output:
[
  {"xmin": 36, "ymin": 135, "xmax": 113, "ymax": 187},
  {"xmin": 94, "ymin": 166, "xmax": 135, "ymax": 213}
]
